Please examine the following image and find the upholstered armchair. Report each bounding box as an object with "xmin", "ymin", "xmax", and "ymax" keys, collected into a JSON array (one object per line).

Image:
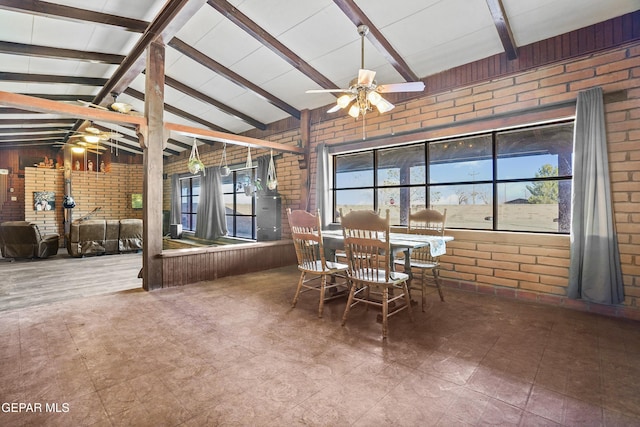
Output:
[{"xmin": 0, "ymin": 221, "xmax": 59, "ymax": 259}]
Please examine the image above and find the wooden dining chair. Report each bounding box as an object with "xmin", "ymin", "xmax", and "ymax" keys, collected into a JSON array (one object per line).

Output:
[
  {"xmin": 340, "ymin": 209, "xmax": 413, "ymax": 339},
  {"xmin": 397, "ymin": 208, "xmax": 447, "ymax": 311},
  {"xmin": 286, "ymin": 209, "xmax": 348, "ymax": 318}
]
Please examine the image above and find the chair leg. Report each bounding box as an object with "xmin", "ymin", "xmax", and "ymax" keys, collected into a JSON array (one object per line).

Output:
[
  {"xmin": 433, "ymin": 269, "xmax": 445, "ymax": 302},
  {"xmin": 421, "ymin": 271, "xmax": 427, "ymax": 312},
  {"xmin": 382, "ymin": 287, "xmax": 389, "ymax": 339},
  {"xmin": 292, "ymin": 272, "xmax": 305, "ymax": 307},
  {"xmin": 341, "ymin": 282, "xmax": 356, "ymax": 326},
  {"xmin": 402, "ymin": 281, "xmax": 414, "ymax": 322},
  {"xmin": 318, "ymin": 275, "xmax": 326, "ymax": 318}
]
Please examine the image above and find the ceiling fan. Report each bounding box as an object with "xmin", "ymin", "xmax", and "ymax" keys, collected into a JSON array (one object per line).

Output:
[
  {"xmin": 306, "ymin": 25, "xmax": 425, "ymax": 137},
  {"xmin": 56, "ymin": 123, "xmax": 123, "ymax": 153}
]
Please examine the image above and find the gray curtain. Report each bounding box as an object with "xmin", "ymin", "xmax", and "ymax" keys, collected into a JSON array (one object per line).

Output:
[
  {"xmin": 315, "ymin": 143, "xmax": 330, "ymax": 227},
  {"xmin": 568, "ymin": 86, "xmax": 623, "ymax": 304},
  {"xmin": 194, "ymin": 166, "xmax": 228, "ymax": 240},
  {"xmin": 170, "ymin": 174, "xmax": 181, "ymax": 225}
]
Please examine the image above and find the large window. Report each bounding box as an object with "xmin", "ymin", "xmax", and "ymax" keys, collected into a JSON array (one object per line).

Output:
[
  {"xmin": 180, "ymin": 176, "xmax": 200, "ymax": 231},
  {"xmin": 332, "ymin": 121, "xmax": 574, "ymax": 233},
  {"xmin": 221, "ymin": 168, "xmax": 257, "ymax": 239}
]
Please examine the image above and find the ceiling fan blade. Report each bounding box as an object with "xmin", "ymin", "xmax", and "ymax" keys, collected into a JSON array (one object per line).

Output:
[
  {"xmin": 358, "ymin": 69, "xmax": 376, "ymax": 86},
  {"xmin": 376, "ymin": 81, "xmax": 425, "ymax": 93},
  {"xmin": 376, "ymin": 97, "xmax": 395, "ymax": 113},
  {"xmin": 327, "ymin": 104, "xmax": 342, "ymax": 113},
  {"xmin": 306, "ymin": 89, "xmax": 350, "ymax": 93}
]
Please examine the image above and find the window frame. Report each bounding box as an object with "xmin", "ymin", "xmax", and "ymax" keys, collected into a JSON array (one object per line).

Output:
[
  {"xmin": 222, "ymin": 168, "xmax": 257, "ymax": 240},
  {"xmin": 331, "ymin": 119, "xmax": 574, "ymax": 234},
  {"xmin": 180, "ymin": 175, "xmax": 200, "ymax": 232}
]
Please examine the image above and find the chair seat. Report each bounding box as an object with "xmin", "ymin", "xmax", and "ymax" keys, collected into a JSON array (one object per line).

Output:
[
  {"xmin": 394, "ymin": 259, "xmax": 439, "ymax": 269},
  {"xmin": 351, "ymin": 268, "xmax": 409, "ymax": 285},
  {"xmin": 299, "ymin": 260, "xmax": 348, "ymax": 274}
]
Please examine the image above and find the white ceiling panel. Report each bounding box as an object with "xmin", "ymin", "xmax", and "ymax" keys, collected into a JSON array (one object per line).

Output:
[{"xmin": 0, "ymin": 0, "xmax": 637, "ymax": 155}]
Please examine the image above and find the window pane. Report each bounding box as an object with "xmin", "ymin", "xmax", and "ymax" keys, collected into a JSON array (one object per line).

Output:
[
  {"xmin": 497, "ymin": 123, "xmax": 573, "ymax": 180},
  {"xmin": 497, "ymin": 180, "xmax": 571, "ymax": 232},
  {"xmin": 431, "ymin": 183, "xmax": 493, "ymax": 229},
  {"xmin": 377, "ymin": 187, "xmax": 426, "ymax": 225},
  {"xmin": 226, "ymin": 216, "xmax": 234, "ymax": 235},
  {"xmin": 377, "ymin": 145, "xmax": 425, "ymax": 186},
  {"xmin": 335, "ymin": 189, "xmax": 373, "ymax": 220},
  {"xmin": 429, "ymin": 135, "xmax": 492, "ymax": 183},
  {"xmin": 191, "ymin": 178, "xmax": 200, "ymax": 195},
  {"xmin": 236, "ymin": 216, "xmax": 254, "ymax": 239},
  {"xmin": 224, "ymin": 194, "xmax": 235, "ymax": 214},
  {"xmin": 335, "ymin": 151, "xmax": 373, "ymax": 188}
]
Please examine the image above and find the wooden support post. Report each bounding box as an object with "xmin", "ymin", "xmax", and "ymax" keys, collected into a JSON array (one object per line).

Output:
[
  {"xmin": 299, "ymin": 109, "xmax": 311, "ymax": 211},
  {"xmin": 142, "ymin": 41, "xmax": 165, "ymax": 290}
]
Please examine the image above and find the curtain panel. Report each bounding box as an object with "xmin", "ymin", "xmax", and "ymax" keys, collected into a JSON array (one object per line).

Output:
[
  {"xmin": 315, "ymin": 143, "xmax": 330, "ymax": 227},
  {"xmin": 568, "ymin": 86, "xmax": 624, "ymax": 304},
  {"xmin": 194, "ymin": 166, "xmax": 228, "ymax": 240}
]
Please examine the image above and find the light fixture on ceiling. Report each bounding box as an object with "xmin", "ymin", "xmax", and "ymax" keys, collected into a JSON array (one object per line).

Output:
[{"xmin": 307, "ymin": 24, "xmax": 425, "ymax": 139}]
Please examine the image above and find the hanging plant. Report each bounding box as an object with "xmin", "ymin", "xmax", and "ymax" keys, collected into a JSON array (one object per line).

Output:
[
  {"xmin": 188, "ymin": 138, "xmax": 206, "ymax": 175},
  {"xmin": 266, "ymin": 149, "xmax": 278, "ymax": 190},
  {"xmin": 219, "ymin": 142, "xmax": 230, "ymax": 177}
]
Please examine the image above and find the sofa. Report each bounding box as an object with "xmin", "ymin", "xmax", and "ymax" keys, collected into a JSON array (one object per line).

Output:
[
  {"xmin": 67, "ymin": 219, "xmax": 143, "ymax": 257},
  {"xmin": 0, "ymin": 221, "xmax": 60, "ymax": 259}
]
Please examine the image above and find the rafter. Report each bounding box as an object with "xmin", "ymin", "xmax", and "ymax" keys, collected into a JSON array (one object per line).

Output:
[
  {"xmin": 169, "ymin": 38, "xmax": 301, "ymax": 119},
  {"xmin": 485, "ymin": 0, "xmax": 518, "ymax": 60},
  {"xmin": 332, "ymin": 0, "xmax": 420, "ymax": 82},
  {"xmin": 0, "ymin": 0, "xmax": 148, "ymax": 32},
  {"xmin": 123, "ymin": 88, "xmax": 233, "ymax": 136},
  {"xmin": 0, "ymin": 41, "xmax": 124, "ymax": 64},
  {"xmin": 207, "ymin": 0, "xmax": 339, "ymax": 92},
  {"xmin": 163, "ymin": 75, "xmax": 267, "ymax": 130}
]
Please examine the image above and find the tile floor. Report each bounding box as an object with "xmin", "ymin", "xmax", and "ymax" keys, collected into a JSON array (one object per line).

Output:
[{"xmin": 1, "ymin": 265, "xmax": 640, "ymax": 426}]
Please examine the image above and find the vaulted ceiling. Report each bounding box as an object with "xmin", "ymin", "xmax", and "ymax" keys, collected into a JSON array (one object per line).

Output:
[{"xmin": 0, "ymin": 0, "xmax": 638, "ymax": 157}]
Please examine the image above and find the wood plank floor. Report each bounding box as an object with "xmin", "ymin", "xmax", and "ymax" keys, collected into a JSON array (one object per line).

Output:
[{"xmin": 0, "ymin": 248, "xmax": 142, "ymax": 312}]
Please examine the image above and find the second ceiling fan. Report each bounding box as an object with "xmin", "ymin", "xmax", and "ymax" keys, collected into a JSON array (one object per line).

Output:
[{"xmin": 307, "ymin": 24, "xmax": 425, "ymax": 135}]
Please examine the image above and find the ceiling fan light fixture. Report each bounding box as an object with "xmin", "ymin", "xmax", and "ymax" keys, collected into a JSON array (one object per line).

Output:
[
  {"xmin": 71, "ymin": 146, "xmax": 85, "ymax": 153},
  {"xmin": 337, "ymin": 94, "xmax": 354, "ymax": 109},
  {"xmin": 367, "ymin": 90, "xmax": 382, "ymax": 106},
  {"xmin": 83, "ymin": 135, "xmax": 101, "ymax": 143},
  {"xmin": 348, "ymin": 104, "xmax": 360, "ymax": 118}
]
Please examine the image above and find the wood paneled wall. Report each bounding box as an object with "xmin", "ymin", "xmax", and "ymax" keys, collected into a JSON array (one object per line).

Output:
[{"xmin": 160, "ymin": 240, "xmax": 296, "ymax": 287}]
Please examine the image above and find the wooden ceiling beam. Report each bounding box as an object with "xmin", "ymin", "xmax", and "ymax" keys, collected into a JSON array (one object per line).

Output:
[
  {"xmin": 169, "ymin": 38, "xmax": 301, "ymax": 119},
  {"xmin": 208, "ymin": 0, "xmax": 339, "ymax": 92},
  {"xmin": 0, "ymin": 91, "xmax": 298, "ymax": 154},
  {"xmin": 123, "ymin": 88, "xmax": 233, "ymax": 136},
  {"xmin": 0, "ymin": 118, "xmax": 77, "ymax": 125},
  {"xmin": 332, "ymin": 0, "xmax": 420, "ymax": 82},
  {"xmin": 165, "ymin": 122, "xmax": 304, "ymax": 154},
  {"xmin": 0, "ymin": 72, "xmax": 107, "ymax": 86},
  {"xmin": 0, "ymin": 126, "xmax": 69, "ymax": 135},
  {"xmin": 485, "ymin": 0, "xmax": 518, "ymax": 60},
  {"xmin": 0, "ymin": 0, "xmax": 148, "ymax": 32},
  {"xmin": 164, "ymin": 75, "xmax": 267, "ymax": 130},
  {"xmin": 92, "ymin": 0, "xmax": 207, "ymax": 106},
  {"xmin": 0, "ymin": 91, "xmax": 145, "ymax": 127},
  {"xmin": 0, "ymin": 41, "xmax": 124, "ymax": 64}
]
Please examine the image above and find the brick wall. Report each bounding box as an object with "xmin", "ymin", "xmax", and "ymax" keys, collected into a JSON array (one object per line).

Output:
[
  {"xmin": 24, "ymin": 167, "xmax": 64, "ymax": 238},
  {"xmin": 187, "ymin": 42, "xmax": 638, "ymax": 319},
  {"xmin": 22, "ymin": 163, "xmax": 143, "ymax": 244},
  {"xmin": 70, "ymin": 163, "xmax": 143, "ymax": 221},
  {"xmin": 319, "ymin": 43, "xmax": 640, "ymax": 319}
]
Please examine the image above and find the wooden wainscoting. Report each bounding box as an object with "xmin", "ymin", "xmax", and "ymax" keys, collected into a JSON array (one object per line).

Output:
[{"xmin": 159, "ymin": 240, "xmax": 296, "ymax": 287}]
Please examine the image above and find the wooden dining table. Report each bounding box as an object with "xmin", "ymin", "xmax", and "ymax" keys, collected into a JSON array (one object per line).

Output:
[{"xmin": 321, "ymin": 228, "xmax": 454, "ymax": 281}]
